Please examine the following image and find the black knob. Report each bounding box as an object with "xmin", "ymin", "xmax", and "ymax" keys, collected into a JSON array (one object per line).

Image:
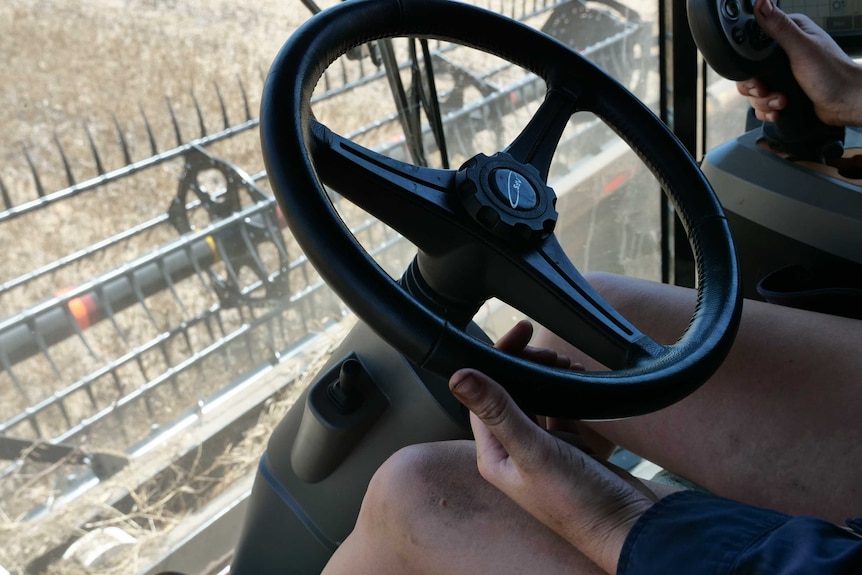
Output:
[{"xmin": 327, "ymin": 358, "xmax": 363, "ymax": 413}]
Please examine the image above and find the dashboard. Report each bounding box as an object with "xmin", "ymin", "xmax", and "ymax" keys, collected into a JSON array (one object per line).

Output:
[{"xmin": 784, "ymin": 0, "xmax": 862, "ymax": 52}]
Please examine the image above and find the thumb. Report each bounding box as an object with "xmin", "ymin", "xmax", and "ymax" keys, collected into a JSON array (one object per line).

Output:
[
  {"xmin": 753, "ymin": 0, "xmax": 803, "ymax": 57},
  {"xmin": 449, "ymin": 369, "xmax": 539, "ymax": 462}
]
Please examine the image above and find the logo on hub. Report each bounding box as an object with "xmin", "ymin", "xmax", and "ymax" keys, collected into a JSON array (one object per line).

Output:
[{"xmin": 492, "ymin": 168, "xmax": 538, "ymax": 211}]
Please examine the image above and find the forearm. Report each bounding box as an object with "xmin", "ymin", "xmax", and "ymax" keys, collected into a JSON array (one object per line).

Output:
[{"xmin": 619, "ymin": 491, "xmax": 862, "ymax": 574}]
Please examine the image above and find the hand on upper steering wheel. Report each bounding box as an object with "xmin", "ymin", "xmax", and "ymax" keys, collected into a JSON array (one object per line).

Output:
[
  {"xmin": 735, "ymin": 0, "xmax": 862, "ymax": 126},
  {"xmin": 449, "ymin": 350, "xmax": 657, "ymax": 574}
]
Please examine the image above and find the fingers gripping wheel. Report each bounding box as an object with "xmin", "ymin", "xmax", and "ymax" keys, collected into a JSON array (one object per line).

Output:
[
  {"xmin": 262, "ymin": 0, "xmax": 742, "ymax": 419},
  {"xmin": 688, "ymin": 0, "xmax": 778, "ymax": 80}
]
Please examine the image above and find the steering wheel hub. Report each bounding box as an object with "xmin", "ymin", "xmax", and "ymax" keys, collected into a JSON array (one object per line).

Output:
[{"xmin": 456, "ymin": 152, "xmax": 558, "ymax": 245}]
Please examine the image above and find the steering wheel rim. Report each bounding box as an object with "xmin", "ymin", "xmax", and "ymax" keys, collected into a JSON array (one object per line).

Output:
[{"xmin": 262, "ymin": 0, "xmax": 742, "ymax": 419}]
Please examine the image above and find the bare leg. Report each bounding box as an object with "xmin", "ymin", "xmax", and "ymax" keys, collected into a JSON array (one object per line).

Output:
[
  {"xmin": 535, "ymin": 272, "xmax": 862, "ymax": 524},
  {"xmin": 323, "ymin": 441, "xmax": 670, "ymax": 575}
]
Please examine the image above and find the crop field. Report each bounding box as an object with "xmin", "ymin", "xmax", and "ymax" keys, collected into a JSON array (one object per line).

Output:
[{"xmin": 0, "ymin": 1, "xmax": 347, "ymax": 572}]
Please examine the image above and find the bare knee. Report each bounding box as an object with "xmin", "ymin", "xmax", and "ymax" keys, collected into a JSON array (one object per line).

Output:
[
  {"xmin": 356, "ymin": 441, "xmax": 489, "ymax": 541},
  {"xmin": 325, "ymin": 444, "xmax": 468, "ymax": 574},
  {"xmin": 332, "ymin": 443, "xmax": 607, "ymax": 574},
  {"xmin": 580, "ymin": 271, "xmax": 624, "ymax": 295}
]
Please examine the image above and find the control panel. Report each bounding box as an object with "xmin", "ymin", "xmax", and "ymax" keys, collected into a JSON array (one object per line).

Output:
[{"xmin": 783, "ymin": 0, "xmax": 862, "ymax": 43}]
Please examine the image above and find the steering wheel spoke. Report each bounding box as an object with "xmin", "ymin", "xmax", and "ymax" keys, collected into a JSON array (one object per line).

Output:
[
  {"xmin": 506, "ymin": 89, "xmax": 579, "ymax": 181},
  {"xmin": 310, "ymin": 119, "xmax": 469, "ymax": 251},
  {"xmin": 495, "ymin": 235, "xmax": 662, "ymax": 370}
]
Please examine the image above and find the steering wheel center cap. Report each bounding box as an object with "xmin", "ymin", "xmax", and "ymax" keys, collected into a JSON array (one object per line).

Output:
[
  {"xmin": 491, "ymin": 168, "xmax": 538, "ymax": 211},
  {"xmin": 456, "ymin": 152, "xmax": 558, "ymax": 245}
]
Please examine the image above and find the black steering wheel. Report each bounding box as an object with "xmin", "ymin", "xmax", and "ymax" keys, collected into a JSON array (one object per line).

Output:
[{"xmin": 261, "ymin": 0, "xmax": 742, "ymax": 419}]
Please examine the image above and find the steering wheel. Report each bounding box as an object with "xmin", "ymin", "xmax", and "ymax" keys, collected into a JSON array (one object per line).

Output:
[{"xmin": 261, "ymin": 0, "xmax": 742, "ymax": 419}]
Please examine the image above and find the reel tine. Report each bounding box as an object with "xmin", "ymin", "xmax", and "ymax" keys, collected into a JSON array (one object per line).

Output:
[
  {"xmin": 112, "ymin": 114, "xmax": 133, "ymax": 166},
  {"xmin": 238, "ymin": 76, "xmax": 251, "ymax": 122},
  {"xmin": 140, "ymin": 105, "xmax": 159, "ymax": 156},
  {"xmin": 0, "ymin": 173, "xmax": 11, "ymax": 210},
  {"xmin": 192, "ymin": 90, "xmax": 207, "ymax": 138},
  {"xmin": 53, "ymin": 132, "xmax": 76, "ymax": 188},
  {"xmin": 21, "ymin": 144, "xmax": 45, "ymax": 198},
  {"xmin": 166, "ymin": 95, "xmax": 183, "ymax": 146},
  {"xmin": 214, "ymin": 81, "xmax": 230, "ymax": 130},
  {"xmin": 84, "ymin": 123, "xmax": 106, "ymax": 176}
]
